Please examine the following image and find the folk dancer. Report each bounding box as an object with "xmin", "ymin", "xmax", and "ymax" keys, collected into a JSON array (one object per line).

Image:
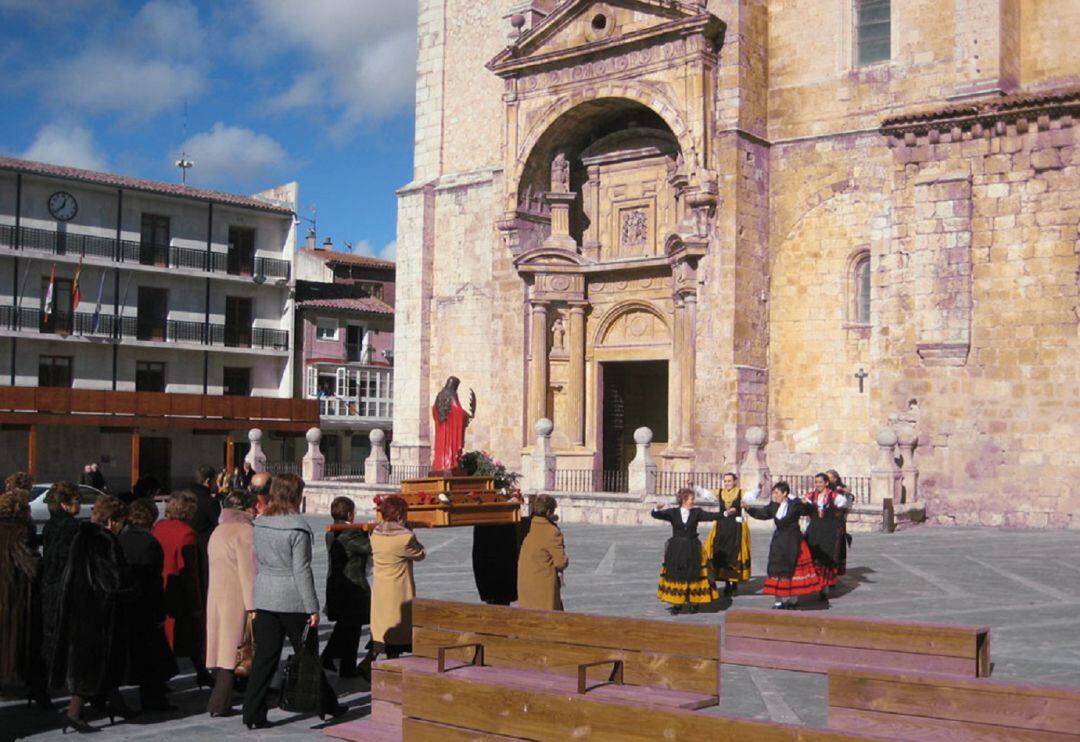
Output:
[
  {"xmin": 743, "ymin": 482, "xmax": 825, "ymax": 609},
  {"xmin": 805, "ymin": 472, "xmax": 851, "ymax": 604},
  {"xmin": 697, "ymin": 473, "xmax": 751, "ymax": 597},
  {"xmin": 651, "ymin": 488, "xmax": 721, "ymax": 613}
]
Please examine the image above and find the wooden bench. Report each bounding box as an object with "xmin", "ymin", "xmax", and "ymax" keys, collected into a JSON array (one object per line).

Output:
[
  {"xmin": 828, "ymin": 667, "xmax": 1080, "ymax": 740},
  {"xmin": 325, "ymin": 598, "xmax": 721, "ymax": 741},
  {"xmin": 723, "ymin": 608, "xmax": 990, "ymax": 677},
  {"xmin": 400, "ymin": 669, "xmax": 887, "ymax": 741}
]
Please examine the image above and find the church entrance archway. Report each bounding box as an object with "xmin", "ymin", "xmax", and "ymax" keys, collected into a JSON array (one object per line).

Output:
[{"xmin": 600, "ymin": 360, "xmax": 668, "ymax": 482}]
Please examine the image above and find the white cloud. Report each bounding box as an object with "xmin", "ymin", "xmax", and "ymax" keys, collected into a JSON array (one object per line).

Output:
[
  {"xmin": 347, "ymin": 239, "xmax": 396, "ymax": 262},
  {"xmin": 178, "ymin": 122, "xmax": 290, "ymax": 187},
  {"xmin": 21, "ymin": 122, "xmax": 107, "ymax": 171},
  {"xmin": 35, "ymin": 0, "xmax": 206, "ymax": 121},
  {"xmin": 379, "ymin": 240, "xmax": 397, "ymax": 261},
  {"xmin": 247, "ymin": 0, "xmax": 418, "ymax": 127}
]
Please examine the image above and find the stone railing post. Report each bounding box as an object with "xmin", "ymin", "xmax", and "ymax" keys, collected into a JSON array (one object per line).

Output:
[
  {"xmin": 525, "ymin": 418, "xmax": 556, "ymax": 493},
  {"xmin": 738, "ymin": 426, "xmax": 770, "ymax": 495},
  {"xmin": 895, "ymin": 426, "xmax": 919, "ymax": 504},
  {"xmin": 365, "ymin": 428, "xmax": 391, "ymax": 484},
  {"xmin": 301, "ymin": 427, "xmax": 325, "ymax": 482},
  {"xmin": 628, "ymin": 427, "xmax": 657, "ymax": 499},
  {"xmin": 869, "ymin": 427, "xmax": 901, "ymax": 505},
  {"xmin": 245, "ymin": 428, "xmax": 267, "ymax": 473}
]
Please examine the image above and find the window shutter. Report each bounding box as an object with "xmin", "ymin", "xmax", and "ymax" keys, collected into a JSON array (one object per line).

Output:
[
  {"xmin": 335, "ymin": 367, "xmax": 347, "ymax": 397},
  {"xmin": 306, "ymin": 366, "xmax": 317, "ymax": 397}
]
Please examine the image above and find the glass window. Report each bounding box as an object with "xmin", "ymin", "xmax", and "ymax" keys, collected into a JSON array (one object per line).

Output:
[
  {"xmin": 140, "ymin": 213, "xmax": 170, "ymax": 267},
  {"xmin": 223, "ymin": 367, "xmax": 251, "ymax": 396},
  {"xmin": 135, "ymin": 361, "xmax": 166, "ymax": 392},
  {"xmin": 316, "ymin": 318, "xmax": 339, "ymax": 341},
  {"xmin": 854, "ymin": 255, "xmax": 871, "ymax": 324},
  {"xmin": 39, "ymin": 356, "xmax": 73, "ymax": 387},
  {"xmin": 855, "ymin": 0, "xmax": 890, "ymax": 66}
]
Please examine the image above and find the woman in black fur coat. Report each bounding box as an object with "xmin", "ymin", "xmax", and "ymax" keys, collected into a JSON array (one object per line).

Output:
[
  {"xmin": 51, "ymin": 496, "xmax": 134, "ymax": 733},
  {"xmin": 39, "ymin": 482, "xmax": 82, "ymax": 692}
]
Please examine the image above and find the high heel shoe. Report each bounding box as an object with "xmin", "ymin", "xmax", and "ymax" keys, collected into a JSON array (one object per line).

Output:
[
  {"xmin": 61, "ymin": 716, "xmax": 97, "ymax": 734},
  {"xmin": 245, "ymin": 720, "xmax": 273, "ymax": 730},
  {"xmin": 106, "ymin": 691, "xmax": 139, "ymax": 725},
  {"xmin": 27, "ymin": 688, "xmax": 56, "ymax": 711},
  {"xmin": 319, "ymin": 702, "xmax": 349, "ymax": 721},
  {"xmin": 195, "ymin": 669, "xmax": 215, "ymax": 689}
]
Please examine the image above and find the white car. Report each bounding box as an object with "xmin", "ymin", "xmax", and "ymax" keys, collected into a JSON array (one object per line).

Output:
[{"xmin": 29, "ymin": 483, "xmax": 106, "ymax": 525}]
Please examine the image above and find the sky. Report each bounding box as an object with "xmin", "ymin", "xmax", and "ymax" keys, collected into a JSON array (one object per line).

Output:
[{"xmin": 0, "ymin": 0, "xmax": 418, "ymax": 262}]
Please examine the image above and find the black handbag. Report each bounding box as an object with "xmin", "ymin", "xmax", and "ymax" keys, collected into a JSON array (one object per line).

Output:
[{"xmin": 280, "ymin": 624, "xmax": 323, "ymax": 713}]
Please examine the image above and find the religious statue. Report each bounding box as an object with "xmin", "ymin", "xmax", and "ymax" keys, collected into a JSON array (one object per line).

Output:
[
  {"xmin": 431, "ymin": 376, "xmax": 476, "ymax": 473},
  {"xmin": 551, "ymin": 152, "xmax": 570, "ymax": 193},
  {"xmin": 551, "ymin": 317, "xmax": 566, "ymax": 352}
]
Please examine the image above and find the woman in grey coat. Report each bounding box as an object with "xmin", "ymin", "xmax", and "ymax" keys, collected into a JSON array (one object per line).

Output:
[{"xmin": 241, "ymin": 474, "xmax": 346, "ymax": 729}]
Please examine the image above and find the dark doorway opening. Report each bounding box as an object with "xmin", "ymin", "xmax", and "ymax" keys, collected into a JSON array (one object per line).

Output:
[
  {"xmin": 600, "ymin": 360, "xmax": 668, "ymax": 478},
  {"xmin": 140, "ymin": 436, "xmax": 171, "ymax": 490}
]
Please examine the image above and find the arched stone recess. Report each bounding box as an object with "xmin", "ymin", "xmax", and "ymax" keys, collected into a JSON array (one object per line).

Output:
[
  {"xmin": 767, "ymin": 187, "xmax": 889, "ymax": 479},
  {"xmin": 592, "ymin": 299, "xmax": 671, "ymax": 350}
]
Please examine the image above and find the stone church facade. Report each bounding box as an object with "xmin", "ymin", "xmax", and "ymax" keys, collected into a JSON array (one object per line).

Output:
[{"xmin": 391, "ymin": 0, "xmax": 1080, "ymax": 528}]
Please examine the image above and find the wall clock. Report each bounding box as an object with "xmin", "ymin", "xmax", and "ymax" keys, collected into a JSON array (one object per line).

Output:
[{"xmin": 48, "ymin": 191, "xmax": 78, "ymax": 221}]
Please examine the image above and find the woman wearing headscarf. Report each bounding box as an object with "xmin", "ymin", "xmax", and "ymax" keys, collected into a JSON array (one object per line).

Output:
[{"xmin": 205, "ymin": 490, "xmax": 257, "ymax": 717}]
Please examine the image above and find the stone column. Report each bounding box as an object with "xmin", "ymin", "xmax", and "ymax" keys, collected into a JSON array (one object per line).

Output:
[
  {"xmin": 738, "ymin": 426, "xmax": 770, "ymax": 495},
  {"xmin": 245, "ymin": 428, "xmax": 267, "ymax": 473},
  {"xmin": 567, "ymin": 304, "xmax": 586, "ymax": 447},
  {"xmin": 302, "ymin": 427, "xmax": 325, "ymax": 482},
  {"xmin": 679, "ymin": 292, "xmax": 697, "ymax": 449},
  {"xmin": 525, "ymin": 418, "xmax": 556, "ymax": 493},
  {"xmin": 365, "ymin": 428, "xmax": 391, "ymax": 484},
  {"xmin": 668, "ymin": 297, "xmax": 684, "ymax": 451},
  {"xmin": 869, "ymin": 427, "xmax": 900, "ymax": 505},
  {"xmin": 527, "ymin": 302, "xmax": 549, "ymax": 435},
  {"xmin": 895, "ymin": 427, "xmax": 919, "ymax": 504},
  {"xmin": 628, "ymin": 427, "xmax": 657, "ymax": 500}
]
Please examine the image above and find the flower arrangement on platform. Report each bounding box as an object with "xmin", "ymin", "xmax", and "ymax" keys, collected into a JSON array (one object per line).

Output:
[{"xmin": 460, "ymin": 450, "xmax": 521, "ymax": 491}]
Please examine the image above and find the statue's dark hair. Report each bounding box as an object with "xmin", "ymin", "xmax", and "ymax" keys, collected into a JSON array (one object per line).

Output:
[{"xmin": 434, "ymin": 376, "xmax": 461, "ymax": 423}]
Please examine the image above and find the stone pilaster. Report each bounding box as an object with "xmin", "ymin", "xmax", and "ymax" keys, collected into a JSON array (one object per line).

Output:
[
  {"xmin": 567, "ymin": 304, "xmax": 586, "ymax": 447},
  {"xmin": 527, "ymin": 302, "xmax": 550, "ymax": 434},
  {"xmin": 869, "ymin": 427, "xmax": 901, "ymax": 505}
]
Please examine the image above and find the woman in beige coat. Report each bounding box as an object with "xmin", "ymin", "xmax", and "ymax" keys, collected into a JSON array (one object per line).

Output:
[
  {"xmin": 204, "ymin": 491, "xmax": 257, "ymax": 717},
  {"xmin": 517, "ymin": 495, "xmax": 569, "ymax": 611},
  {"xmin": 360, "ymin": 495, "xmax": 425, "ymax": 675}
]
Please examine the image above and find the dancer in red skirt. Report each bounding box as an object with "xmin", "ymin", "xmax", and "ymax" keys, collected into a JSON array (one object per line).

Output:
[
  {"xmin": 744, "ymin": 481, "xmax": 824, "ymax": 609},
  {"xmin": 805, "ymin": 473, "xmax": 851, "ymax": 605}
]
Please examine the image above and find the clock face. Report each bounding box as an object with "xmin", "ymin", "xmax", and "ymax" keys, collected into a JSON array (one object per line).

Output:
[{"xmin": 48, "ymin": 191, "xmax": 78, "ymax": 221}]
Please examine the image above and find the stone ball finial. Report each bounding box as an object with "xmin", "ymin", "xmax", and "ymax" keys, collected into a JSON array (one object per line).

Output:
[
  {"xmin": 534, "ymin": 418, "xmax": 554, "ymax": 437},
  {"xmin": 369, "ymin": 428, "xmax": 386, "ymax": 445},
  {"xmin": 634, "ymin": 427, "xmax": 653, "ymax": 445},
  {"xmin": 305, "ymin": 427, "xmax": 322, "ymax": 445},
  {"xmin": 895, "ymin": 426, "xmax": 919, "ymax": 448},
  {"xmin": 875, "ymin": 426, "xmax": 898, "ymax": 448},
  {"xmin": 745, "ymin": 426, "xmax": 766, "ymax": 446},
  {"xmin": 248, "ymin": 428, "xmax": 263, "ymax": 444},
  {"xmin": 510, "ymin": 13, "xmax": 526, "ymax": 30}
]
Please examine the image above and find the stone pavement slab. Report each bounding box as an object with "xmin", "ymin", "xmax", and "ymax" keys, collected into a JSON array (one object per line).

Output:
[{"xmin": 3, "ymin": 521, "xmax": 1078, "ymax": 739}]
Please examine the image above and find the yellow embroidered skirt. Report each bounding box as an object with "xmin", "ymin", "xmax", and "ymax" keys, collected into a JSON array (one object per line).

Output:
[
  {"xmin": 703, "ymin": 519, "xmax": 752, "ymax": 582},
  {"xmin": 657, "ymin": 536, "xmax": 718, "ymax": 605}
]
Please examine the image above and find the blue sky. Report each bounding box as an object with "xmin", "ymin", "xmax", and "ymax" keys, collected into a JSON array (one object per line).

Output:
[{"xmin": 0, "ymin": 0, "xmax": 417, "ymax": 261}]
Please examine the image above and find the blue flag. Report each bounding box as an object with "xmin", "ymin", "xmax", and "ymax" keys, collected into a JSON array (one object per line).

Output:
[{"xmin": 90, "ymin": 270, "xmax": 107, "ymax": 334}]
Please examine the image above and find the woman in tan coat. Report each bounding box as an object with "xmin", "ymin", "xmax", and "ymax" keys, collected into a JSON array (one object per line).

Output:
[
  {"xmin": 204, "ymin": 491, "xmax": 257, "ymax": 717},
  {"xmin": 360, "ymin": 495, "xmax": 425, "ymax": 675},
  {"xmin": 517, "ymin": 495, "xmax": 569, "ymax": 611}
]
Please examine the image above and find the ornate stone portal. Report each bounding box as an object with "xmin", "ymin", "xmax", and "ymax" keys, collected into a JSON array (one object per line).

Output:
[{"xmin": 490, "ymin": 0, "xmax": 723, "ymax": 473}]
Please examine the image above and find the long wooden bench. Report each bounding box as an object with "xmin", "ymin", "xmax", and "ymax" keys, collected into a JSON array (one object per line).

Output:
[
  {"xmin": 400, "ymin": 670, "xmax": 887, "ymax": 741},
  {"xmin": 723, "ymin": 608, "xmax": 990, "ymax": 677},
  {"xmin": 326, "ymin": 598, "xmax": 721, "ymax": 741},
  {"xmin": 828, "ymin": 668, "xmax": 1080, "ymax": 740}
]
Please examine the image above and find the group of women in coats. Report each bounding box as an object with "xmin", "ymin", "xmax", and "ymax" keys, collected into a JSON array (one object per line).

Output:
[{"xmin": 652, "ymin": 471, "xmax": 851, "ymax": 611}]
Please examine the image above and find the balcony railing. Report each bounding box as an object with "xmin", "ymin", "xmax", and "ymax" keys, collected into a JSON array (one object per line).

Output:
[
  {"xmin": 0, "ymin": 224, "xmax": 289, "ymax": 280},
  {"xmin": 2, "ymin": 305, "xmax": 289, "ymax": 350}
]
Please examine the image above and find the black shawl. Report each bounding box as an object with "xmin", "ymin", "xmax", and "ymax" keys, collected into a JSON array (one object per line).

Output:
[{"xmin": 747, "ymin": 498, "xmax": 815, "ymax": 579}]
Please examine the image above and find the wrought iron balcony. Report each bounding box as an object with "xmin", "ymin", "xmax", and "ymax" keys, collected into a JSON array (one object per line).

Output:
[
  {"xmin": 0, "ymin": 224, "xmax": 289, "ymax": 280},
  {"xmin": 2, "ymin": 305, "xmax": 289, "ymax": 351}
]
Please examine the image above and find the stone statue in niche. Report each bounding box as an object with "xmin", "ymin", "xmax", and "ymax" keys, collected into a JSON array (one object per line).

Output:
[
  {"xmin": 551, "ymin": 317, "xmax": 566, "ymax": 352},
  {"xmin": 551, "ymin": 152, "xmax": 570, "ymax": 192}
]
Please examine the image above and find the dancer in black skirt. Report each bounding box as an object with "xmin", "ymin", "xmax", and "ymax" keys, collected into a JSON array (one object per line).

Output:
[
  {"xmin": 804, "ymin": 472, "xmax": 851, "ymax": 604},
  {"xmin": 743, "ymin": 481, "xmax": 824, "ymax": 609},
  {"xmin": 651, "ymin": 488, "xmax": 721, "ymax": 614}
]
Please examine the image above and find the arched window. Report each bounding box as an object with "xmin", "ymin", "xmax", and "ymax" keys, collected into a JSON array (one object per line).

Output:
[{"xmin": 853, "ymin": 252, "xmax": 871, "ymax": 325}]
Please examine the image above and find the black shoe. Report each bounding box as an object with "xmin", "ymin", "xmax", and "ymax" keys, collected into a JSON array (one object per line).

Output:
[
  {"xmin": 245, "ymin": 720, "xmax": 273, "ymax": 730},
  {"xmin": 321, "ymin": 652, "xmax": 337, "ymax": 672},
  {"xmin": 62, "ymin": 715, "xmax": 98, "ymax": 734},
  {"xmin": 208, "ymin": 709, "xmax": 236, "ymax": 718},
  {"xmin": 195, "ymin": 669, "xmax": 215, "ymax": 689},
  {"xmin": 686, "ymin": 604, "xmax": 699, "ymax": 614},
  {"xmin": 319, "ymin": 703, "xmax": 348, "ymax": 721},
  {"xmin": 28, "ymin": 688, "xmax": 56, "ymax": 711},
  {"xmin": 730, "ymin": 583, "xmax": 739, "ymax": 595}
]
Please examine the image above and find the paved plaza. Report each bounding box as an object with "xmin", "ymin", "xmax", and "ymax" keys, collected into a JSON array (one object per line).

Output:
[{"xmin": 3, "ymin": 520, "xmax": 1079, "ymax": 740}]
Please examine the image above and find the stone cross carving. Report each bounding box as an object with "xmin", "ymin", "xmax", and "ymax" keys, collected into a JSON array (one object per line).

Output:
[
  {"xmin": 551, "ymin": 152, "xmax": 570, "ymax": 193},
  {"xmin": 855, "ymin": 368, "xmax": 869, "ymax": 393}
]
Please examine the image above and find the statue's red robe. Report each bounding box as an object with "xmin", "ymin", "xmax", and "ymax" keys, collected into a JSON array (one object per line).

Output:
[{"xmin": 432, "ymin": 397, "xmax": 469, "ymax": 472}]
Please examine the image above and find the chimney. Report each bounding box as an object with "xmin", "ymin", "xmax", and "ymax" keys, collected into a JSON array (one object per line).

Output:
[
  {"xmin": 305, "ymin": 227, "xmax": 316, "ymax": 251},
  {"xmin": 323, "ymin": 236, "xmax": 334, "ymax": 251}
]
